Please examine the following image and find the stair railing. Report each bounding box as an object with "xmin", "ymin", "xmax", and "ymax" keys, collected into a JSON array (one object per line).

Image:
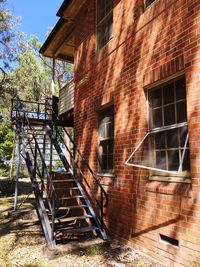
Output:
[
  {"xmin": 44, "ymin": 96, "xmax": 108, "ymax": 226},
  {"xmin": 51, "ymin": 123, "xmax": 108, "ymax": 226},
  {"xmin": 12, "ymin": 96, "xmax": 58, "ymax": 243}
]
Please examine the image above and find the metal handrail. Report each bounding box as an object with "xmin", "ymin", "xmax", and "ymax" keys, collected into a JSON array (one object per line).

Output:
[
  {"xmin": 61, "ymin": 127, "xmax": 108, "ymax": 207},
  {"xmin": 49, "ymin": 97, "xmax": 108, "ymax": 224},
  {"xmin": 12, "ymin": 95, "xmax": 108, "ymax": 227},
  {"xmin": 53, "ymin": 125, "xmax": 108, "ymax": 224},
  {"xmin": 11, "ymin": 97, "xmax": 52, "ymax": 121}
]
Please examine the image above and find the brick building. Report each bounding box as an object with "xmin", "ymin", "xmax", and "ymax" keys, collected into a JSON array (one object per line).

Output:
[{"xmin": 40, "ymin": 0, "xmax": 200, "ymax": 266}]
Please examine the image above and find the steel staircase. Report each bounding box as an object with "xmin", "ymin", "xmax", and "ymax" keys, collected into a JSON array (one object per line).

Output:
[{"xmin": 11, "ymin": 96, "xmax": 108, "ymax": 248}]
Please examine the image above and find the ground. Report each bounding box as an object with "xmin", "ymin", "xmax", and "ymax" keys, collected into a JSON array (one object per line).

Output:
[{"xmin": 0, "ymin": 178, "xmax": 165, "ymax": 267}]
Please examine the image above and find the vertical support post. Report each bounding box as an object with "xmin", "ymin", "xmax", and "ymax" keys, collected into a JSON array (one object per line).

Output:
[
  {"xmin": 100, "ymin": 189, "xmax": 103, "ymax": 227},
  {"xmin": 34, "ymin": 136, "xmax": 37, "ymax": 180},
  {"xmin": 41, "ymin": 134, "xmax": 46, "ymax": 197},
  {"xmin": 51, "ymin": 58, "xmax": 56, "ymax": 97},
  {"xmin": 14, "ymin": 130, "xmax": 22, "ymax": 211},
  {"xmin": 50, "ymin": 131, "xmax": 53, "ymax": 172},
  {"xmin": 37, "ymin": 103, "xmax": 40, "ymax": 120},
  {"xmin": 51, "ymin": 194, "xmax": 55, "ymax": 242}
]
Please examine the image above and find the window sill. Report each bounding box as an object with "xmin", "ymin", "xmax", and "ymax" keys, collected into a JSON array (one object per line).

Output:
[
  {"xmin": 145, "ymin": 181, "xmax": 192, "ymax": 198},
  {"xmin": 97, "ymin": 173, "xmax": 115, "ymax": 178},
  {"xmin": 149, "ymin": 175, "xmax": 191, "ymax": 184}
]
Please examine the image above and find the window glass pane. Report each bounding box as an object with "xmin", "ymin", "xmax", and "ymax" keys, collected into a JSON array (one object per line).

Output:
[
  {"xmin": 155, "ymin": 132, "xmax": 165, "ymax": 149},
  {"xmin": 108, "ymin": 140, "xmax": 114, "ymax": 154},
  {"xmin": 101, "ymin": 115, "xmax": 111, "ymax": 124},
  {"xmin": 146, "ymin": 0, "xmax": 156, "ymax": 7},
  {"xmin": 163, "ymin": 83, "xmax": 174, "ymax": 105},
  {"xmin": 150, "ymin": 88, "xmax": 162, "ymax": 108},
  {"xmin": 99, "ymin": 141, "xmax": 107, "ymax": 155},
  {"xmin": 168, "ymin": 150, "xmax": 179, "ymax": 171},
  {"xmin": 107, "ymin": 155, "xmax": 114, "ymax": 170},
  {"xmin": 97, "ymin": 0, "xmax": 112, "ymax": 22},
  {"xmin": 164, "ymin": 104, "xmax": 175, "ymax": 125},
  {"xmin": 101, "ymin": 155, "xmax": 107, "ymax": 170},
  {"xmin": 98, "ymin": 15, "xmax": 113, "ymax": 49},
  {"xmin": 180, "ymin": 126, "xmax": 188, "ymax": 147},
  {"xmin": 152, "ymin": 108, "xmax": 162, "ymax": 128},
  {"xmin": 99, "ymin": 123, "xmax": 106, "ymax": 139},
  {"xmin": 166, "ymin": 129, "xmax": 179, "ymax": 149},
  {"xmin": 106, "ymin": 122, "xmax": 114, "ymax": 138},
  {"xmin": 177, "ymin": 101, "xmax": 187, "ymax": 123},
  {"xmin": 176, "ymin": 78, "xmax": 186, "ymax": 101},
  {"xmin": 182, "ymin": 149, "xmax": 190, "ymax": 171},
  {"xmin": 156, "ymin": 151, "xmax": 166, "ymax": 170}
]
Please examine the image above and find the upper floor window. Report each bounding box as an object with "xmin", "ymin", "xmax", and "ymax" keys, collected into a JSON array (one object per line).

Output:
[
  {"xmin": 145, "ymin": 0, "xmax": 156, "ymax": 8},
  {"xmin": 97, "ymin": 0, "xmax": 113, "ymax": 50},
  {"xmin": 97, "ymin": 106, "xmax": 114, "ymax": 174}
]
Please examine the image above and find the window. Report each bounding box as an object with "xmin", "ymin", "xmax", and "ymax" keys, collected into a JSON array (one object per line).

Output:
[
  {"xmin": 98, "ymin": 106, "xmax": 114, "ymax": 174},
  {"xmin": 97, "ymin": 0, "xmax": 113, "ymax": 50},
  {"xmin": 125, "ymin": 77, "xmax": 190, "ymax": 181},
  {"xmin": 145, "ymin": 0, "xmax": 156, "ymax": 8},
  {"xmin": 148, "ymin": 77, "xmax": 190, "ymax": 173}
]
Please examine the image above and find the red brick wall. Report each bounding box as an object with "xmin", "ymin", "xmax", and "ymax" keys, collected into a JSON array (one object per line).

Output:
[{"xmin": 73, "ymin": 0, "xmax": 200, "ymax": 266}]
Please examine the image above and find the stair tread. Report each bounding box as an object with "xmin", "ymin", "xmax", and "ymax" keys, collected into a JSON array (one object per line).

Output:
[
  {"xmin": 56, "ymin": 225, "xmax": 98, "ymax": 233},
  {"xmin": 59, "ymin": 205, "xmax": 87, "ymax": 210},
  {"xmin": 52, "ymin": 179, "xmax": 75, "ymax": 182},
  {"xmin": 59, "ymin": 195, "xmax": 83, "ymax": 200},
  {"xmin": 55, "ymin": 187, "xmax": 79, "ymax": 190},
  {"xmin": 54, "ymin": 215, "xmax": 93, "ymax": 223}
]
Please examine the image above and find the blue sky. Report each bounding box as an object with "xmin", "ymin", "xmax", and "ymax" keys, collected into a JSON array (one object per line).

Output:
[{"xmin": 7, "ymin": 0, "xmax": 63, "ymax": 42}]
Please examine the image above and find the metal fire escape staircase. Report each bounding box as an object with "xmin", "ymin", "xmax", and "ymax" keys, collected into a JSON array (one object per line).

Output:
[{"xmin": 11, "ymin": 96, "xmax": 108, "ymax": 248}]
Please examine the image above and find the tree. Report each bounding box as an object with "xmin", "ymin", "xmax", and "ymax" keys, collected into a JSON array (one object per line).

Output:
[
  {"xmin": 0, "ymin": 2, "xmax": 74, "ymax": 176},
  {"xmin": 9, "ymin": 35, "xmax": 52, "ymax": 101},
  {"xmin": 0, "ymin": 120, "xmax": 14, "ymax": 175},
  {"xmin": 0, "ymin": 0, "xmax": 21, "ymax": 92}
]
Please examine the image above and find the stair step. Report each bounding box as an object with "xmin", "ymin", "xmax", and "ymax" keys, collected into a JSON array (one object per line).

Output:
[
  {"xmin": 59, "ymin": 205, "xmax": 87, "ymax": 210},
  {"xmin": 56, "ymin": 225, "xmax": 99, "ymax": 234},
  {"xmin": 54, "ymin": 215, "xmax": 93, "ymax": 223},
  {"xmin": 56, "ymin": 187, "xmax": 79, "ymax": 191},
  {"xmin": 59, "ymin": 195, "xmax": 83, "ymax": 200},
  {"xmin": 52, "ymin": 179, "xmax": 74, "ymax": 183}
]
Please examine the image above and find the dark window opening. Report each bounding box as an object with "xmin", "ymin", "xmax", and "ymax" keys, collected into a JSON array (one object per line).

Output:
[
  {"xmin": 145, "ymin": 0, "xmax": 156, "ymax": 8},
  {"xmin": 97, "ymin": 0, "xmax": 113, "ymax": 50},
  {"xmin": 98, "ymin": 106, "xmax": 114, "ymax": 174},
  {"xmin": 159, "ymin": 234, "xmax": 179, "ymax": 247}
]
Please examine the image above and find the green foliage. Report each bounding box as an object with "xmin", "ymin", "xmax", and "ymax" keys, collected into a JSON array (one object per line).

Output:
[
  {"xmin": 0, "ymin": 178, "xmax": 15, "ymax": 196},
  {"xmin": 0, "ymin": 121, "xmax": 14, "ymax": 171},
  {"xmin": 9, "ymin": 35, "xmax": 52, "ymax": 101},
  {"xmin": 0, "ymin": 0, "xmax": 21, "ymax": 69},
  {"xmin": 0, "ymin": 3, "xmax": 74, "ymax": 176}
]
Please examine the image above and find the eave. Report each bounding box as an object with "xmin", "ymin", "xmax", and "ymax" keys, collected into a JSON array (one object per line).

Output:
[
  {"xmin": 40, "ymin": 0, "xmax": 87, "ymax": 63},
  {"xmin": 39, "ymin": 18, "xmax": 74, "ymax": 62},
  {"xmin": 57, "ymin": 0, "xmax": 87, "ymax": 20}
]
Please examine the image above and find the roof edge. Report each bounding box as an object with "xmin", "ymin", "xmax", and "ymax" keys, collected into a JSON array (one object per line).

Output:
[
  {"xmin": 56, "ymin": 0, "xmax": 72, "ymax": 17},
  {"xmin": 39, "ymin": 18, "xmax": 64, "ymax": 55}
]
